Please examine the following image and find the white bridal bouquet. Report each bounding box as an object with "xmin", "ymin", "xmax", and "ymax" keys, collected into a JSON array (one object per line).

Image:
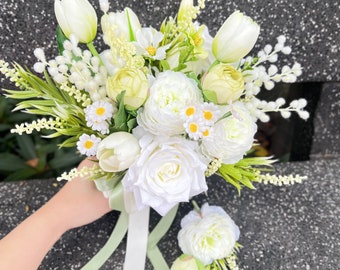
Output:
[{"xmin": 0, "ymin": 0, "xmax": 309, "ymax": 269}]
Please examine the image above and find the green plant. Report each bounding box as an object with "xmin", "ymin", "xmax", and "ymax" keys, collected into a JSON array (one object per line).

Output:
[{"xmin": 0, "ymin": 95, "xmax": 82, "ymax": 181}]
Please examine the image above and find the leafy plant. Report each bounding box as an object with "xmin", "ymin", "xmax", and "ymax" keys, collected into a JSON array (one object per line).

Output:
[{"xmin": 0, "ymin": 95, "xmax": 82, "ymax": 182}]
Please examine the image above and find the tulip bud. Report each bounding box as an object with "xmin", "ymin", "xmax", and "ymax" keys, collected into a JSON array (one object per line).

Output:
[
  {"xmin": 97, "ymin": 132, "xmax": 140, "ymax": 172},
  {"xmin": 54, "ymin": 0, "xmax": 97, "ymax": 44},
  {"xmin": 212, "ymin": 11, "xmax": 260, "ymax": 63},
  {"xmin": 171, "ymin": 255, "xmax": 203, "ymax": 270}
]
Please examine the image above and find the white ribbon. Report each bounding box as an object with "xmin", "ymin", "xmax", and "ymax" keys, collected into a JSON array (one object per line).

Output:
[{"xmin": 123, "ymin": 207, "xmax": 150, "ymax": 270}]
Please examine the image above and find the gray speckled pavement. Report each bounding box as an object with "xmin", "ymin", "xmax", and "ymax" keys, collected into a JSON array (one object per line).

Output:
[
  {"xmin": 0, "ymin": 0, "xmax": 339, "ymax": 269},
  {"xmin": 0, "ymin": 159, "xmax": 339, "ymax": 269},
  {"xmin": 0, "ymin": 0, "xmax": 339, "ymax": 86}
]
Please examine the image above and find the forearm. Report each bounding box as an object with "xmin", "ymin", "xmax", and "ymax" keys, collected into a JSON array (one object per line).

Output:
[{"xmin": 0, "ymin": 203, "xmax": 67, "ymax": 270}]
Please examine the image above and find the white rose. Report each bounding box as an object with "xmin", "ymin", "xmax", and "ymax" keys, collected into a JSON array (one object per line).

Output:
[
  {"xmin": 122, "ymin": 134, "xmax": 207, "ymax": 216},
  {"xmin": 96, "ymin": 132, "xmax": 140, "ymax": 172},
  {"xmin": 137, "ymin": 71, "xmax": 203, "ymax": 136},
  {"xmin": 201, "ymin": 102, "xmax": 257, "ymax": 164},
  {"xmin": 178, "ymin": 203, "xmax": 240, "ymax": 265}
]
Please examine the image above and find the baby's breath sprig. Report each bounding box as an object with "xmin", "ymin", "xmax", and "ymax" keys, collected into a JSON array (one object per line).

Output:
[
  {"xmin": 10, "ymin": 117, "xmax": 63, "ymax": 135},
  {"xmin": 257, "ymin": 173, "xmax": 307, "ymax": 186},
  {"xmin": 57, "ymin": 163, "xmax": 105, "ymax": 182}
]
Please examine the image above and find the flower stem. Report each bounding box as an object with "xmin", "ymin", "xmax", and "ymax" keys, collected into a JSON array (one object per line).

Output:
[{"xmin": 87, "ymin": 42, "xmax": 104, "ymax": 66}]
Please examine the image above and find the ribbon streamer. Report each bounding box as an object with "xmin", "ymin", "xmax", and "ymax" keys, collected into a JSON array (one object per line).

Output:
[{"xmin": 123, "ymin": 206, "xmax": 150, "ymax": 270}]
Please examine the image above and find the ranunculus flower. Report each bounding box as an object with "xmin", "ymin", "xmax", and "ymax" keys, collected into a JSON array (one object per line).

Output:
[
  {"xmin": 137, "ymin": 71, "xmax": 203, "ymax": 136},
  {"xmin": 54, "ymin": 0, "xmax": 97, "ymax": 43},
  {"xmin": 96, "ymin": 132, "xmax": 140, "ymax": 172},
  {"xmin": 212, "ymin": 11, "xmax": 260, "ymax": 63},
  {"xmin": 171, "ymin": 255, "xmax": 203, "ymax": 270},
  {"xmin": 122, "ymin": 132, "xmax": 207, "ymax": 216},
  {"xmin": 106, "ymin": 68, "xmax": 149, "ymax": 110},
  {"xmin": 101, "ymin": 7, "xmax": 141, "ymax": 42},
  {"xmin": 200, "ymin": 102, "xmax": 257, "ymax": 164},
  {"xmin": 178, "ymin": 203, "xmax": 240, "ymax": 265},
  {"xmin": 202, "ymin": 63, "xmax": 245, "ymax": 104}
]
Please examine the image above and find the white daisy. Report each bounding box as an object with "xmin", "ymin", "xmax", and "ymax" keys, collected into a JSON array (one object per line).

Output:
[
  {"xmin": 84, "ymin": 100, "xmax": 115, "ymax": 134},
  {"xmin": 134, "ymin": 27, "xmax": 171, "ymax": 60},
  {"xmin": 77, "ymin": 134, "xmax": 101, "ymax": 156},
  {"xmin": 200, "ymin": 102, "xmax": 221, "ymax": 125}
]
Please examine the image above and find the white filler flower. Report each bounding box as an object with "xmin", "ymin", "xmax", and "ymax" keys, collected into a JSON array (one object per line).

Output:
[
  {"xmin": 77, "ymin": 134, "xmax": 101, "ymax": 156},
  {"xmin": 137, "ymin": 71, "xmax": 203, "ymax": 136},
  {"xmin": 122, "ymin": 134, "xmax": 207, "ymax": 216},
  {"xmin": 178, "ymin": 203, "xmax": 240, "ymax": 265}
]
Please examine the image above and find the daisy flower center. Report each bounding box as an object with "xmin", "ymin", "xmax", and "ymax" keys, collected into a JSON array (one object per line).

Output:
[
  {"xmin": 96, "ymin": 107, "xmax": 106, "ymax": 116},
  {"xmin": 84, "ymin": 140, "xmax": 94, "ymax": 149},
  {"xmin": 189, "ymin": 123, "xmax": 199, "ymax": 133},
  {"xmin": 185, "ymin": 106, "xmax": 196, "ymax": 117},
  {"xmin": 146, "ymin": 46, "xmax": 157, "ymax": 56},
  {"xmin": 203, "ymin": 110, "xmax": 213, "ymax": 121}
]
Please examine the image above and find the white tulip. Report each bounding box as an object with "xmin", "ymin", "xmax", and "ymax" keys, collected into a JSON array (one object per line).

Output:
[
  {"xmin": 101, "ymin": 7, "xmax": 141, "ymax": 42},
  {"xmin": 96, "ymin": 132, "xmax": 140, "ymax": 172},
  {"xmin": 54, "ymin": 0, "xmax": 97, "ymax": 43},
  {"xmin": 212, "ymin": 11, "xmax": 260, "ymax": 63}
]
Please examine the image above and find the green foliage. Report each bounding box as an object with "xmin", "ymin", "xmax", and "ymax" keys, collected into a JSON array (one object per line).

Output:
[
  {"xmin": 0, "ymin": 95, "xmax": 82, "ymax": 182},
  {"xmin": 217, "ymin": 157, "xmax": 275, "ymax": 194}
]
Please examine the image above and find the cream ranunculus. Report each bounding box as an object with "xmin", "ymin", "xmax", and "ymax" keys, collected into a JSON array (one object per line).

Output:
[
  {"xmin": 200, "ymin": 102, "xmax": 257, "ymax": 164},
  {"xmin": 54, "ymin": 0, "xmax": 97, "ymax": 43},
  {"xmin": 106, "ymin": 68, "xmax": 149, "ymax": 110},
  {"xmin": 137, "ymin": 71, "xmax": 203, "ymax": 136},
  {"xmin": 212, "ymin": 11, "xmax": 260, "ymax": 63},
  {"xmin": 178, "ymin": 203, "xmax": 240, "ymax": 265},
  {"xmin": 101, "ymin": 7, "xmax": 141, "ymax": 42},
  {"xmin": 202, "ymin": 63, "xmax": 245, "ymax": 104},
  {"xmin": 171, "ymin": 255, "xmax": 203, "ymax": 270},
  {"xmin": 96, "ymin": 131, "xmax": 140, "ymax": 172},
  {"xmin": 122, "ymin": 133, "xmax": 207, "ymax": 216}
]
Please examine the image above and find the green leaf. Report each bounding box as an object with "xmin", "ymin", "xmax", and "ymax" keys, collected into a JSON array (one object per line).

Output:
[
  {"xmin": 16, "ymin": 134, "xmax": 37, "ymax": 160},
  {"xmin": 160, "ymin": 60, "xmax": 170, "ymax": 70},
  {"xmin": 203, "ymin": 89, "xmax": 218, "ymax": 103},
  {"xmin": 0, "ymin": 153, "xmax": 29, "ymax": 171},
  {"xmin": 113, "ymin": 91, "xmax": 128, "ymax": 131},
  {"xmin": 49, "ymin": 152, "xmax": 82, "ymax": 170},
  {"xmin": 56, "ymin": 26, "xmax": 68, "ymax": 54},
  {"xmin": 4, "ymin": 167, "xmax": 38, "ymax": 182}
]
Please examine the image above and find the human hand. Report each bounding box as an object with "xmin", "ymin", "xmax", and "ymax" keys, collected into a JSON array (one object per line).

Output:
[{"xmin": 46, "ymin": 158, "xmax": 112, "ymax": 232}]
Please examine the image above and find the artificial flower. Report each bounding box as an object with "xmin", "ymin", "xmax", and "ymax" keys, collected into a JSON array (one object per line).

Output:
[
  {"xmin": 171, "ymin": 254, "xmax": 203, "ymax": 270},
  {"xmin": 101, "ymin": 7, "xmax": 141, "ymax": 42},
  {"xmin": 202, "ymin": 63, "xmax": 245, "ymax": 104},
  {"xmin": 54, "ymin": 0, "xmax": 97, "ymax": 43},
  {"xmin": 76, "ymin": 134, "xmax": 101, "ymax": 156},
  {"xmin": 137, "ymin": 70, "xmax": 203, "ymax": 136},
  {"xmin": 178, "ymin": 203, "xmax": 240, "ymax": 265},
  {"xmin": 200, "ymin": 102, "xmax": 257, "ymax": 164},
  {"xmin": 106, "ymin": 68, "xmax": 149, "ymax": 110},
  {"xmin": 122, "ymin": 133, "xmax": 207, "ymax": 216},
  {"xmin": 134, "ymin": 27, "xmax": 171, "ymax": 60},
  {"xmin": 212, "ymin": 11, "xmax": 260, "ymax": 63},
  {"xmin": 84, "ymin": 100, "xmax": 115, "ymax": 134},
  {"xmin": 97, "ymin": 132, "xmax": 141, "ymax": 172}
]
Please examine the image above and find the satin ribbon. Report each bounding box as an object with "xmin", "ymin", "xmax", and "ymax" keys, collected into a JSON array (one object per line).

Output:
[
  {"xmin": 83, "ymin": 179, "xmax": 179, "ymax": 270},
  {"xmin": 123, "ymin": 206, "xmax": 150, "ymax": 270}
]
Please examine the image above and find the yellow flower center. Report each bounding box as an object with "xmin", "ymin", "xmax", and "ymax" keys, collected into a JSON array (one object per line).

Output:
[
  {"xmin": 185, "ymin": 106, "xmax": 196, "ymax": 117},
  {"xmin": 84, "ymin": 140, "xmax": 94, "ymax": 149},
  {"xmin": 189, "ymin": 123, "xmax": 198, "ymax": 133},
  {"xmin": 193, "ymin": 33, "xmax": 203, "ymax": 47},
  {"xmin": 202, "ymin": 129, "xmax": 210, "ymax": 137},
  {"xmin": 146, "ymin": 46, "xmax": 157, "ymax": 56},
  {"xmin": 96, "ymin": 107, "xmax": 106, "ymax": 116},
  {"xmin": 203, "ymin": 110, "xmax": 213, "ymax": 120}
]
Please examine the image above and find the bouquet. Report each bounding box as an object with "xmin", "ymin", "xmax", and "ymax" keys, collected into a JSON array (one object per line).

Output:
[{"xmin": 0, "ymin": 0, "xmax": 309, "ymax": 269}]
